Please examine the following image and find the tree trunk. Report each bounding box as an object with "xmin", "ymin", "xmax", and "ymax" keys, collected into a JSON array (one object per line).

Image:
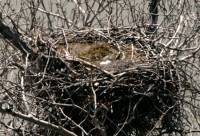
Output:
[{"xmin": 147, "ymin": 0, "xmax": 159, "ymax": 34}]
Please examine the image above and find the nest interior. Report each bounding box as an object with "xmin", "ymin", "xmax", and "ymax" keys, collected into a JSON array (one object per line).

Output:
[{"xmin": 25, "ymin": 28, "xmax": 181, "ymax": 136}]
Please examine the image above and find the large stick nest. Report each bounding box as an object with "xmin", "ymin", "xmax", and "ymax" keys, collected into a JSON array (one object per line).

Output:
[{"xmin": 24, "ymin": 28, "xmax": 182, "ymax": 136}]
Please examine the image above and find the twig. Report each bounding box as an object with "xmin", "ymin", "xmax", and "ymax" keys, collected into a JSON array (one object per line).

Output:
[
  {"xmin": 59, "ymin": 108, "xmax": 88, "ymax": 136},
  {"xmin": 91, "ymin": 85, "xmax": 97, "ymax": 111},
  {"xmin": 62, "ymin": 29, "xmax": 71, "ymax": 57},
  {"xmin": 0, "ymin": 108, "xmax": 78, "ymax": 136},
  {"xmin": 36, "ymin": 7, "xmax": 73, "ymax": 26},
  {"xmin": 72, "ymin": 0, "xmax": 86, "ymax": 15},
  {"xmin": 165, "ymin": 15, "xmax": 183, "ymax": 47}
]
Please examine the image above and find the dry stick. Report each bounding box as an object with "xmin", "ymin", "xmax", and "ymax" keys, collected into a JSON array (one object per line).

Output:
[
  {"xmin": 0, "ymin": 108, "xmax": 77, "ymax": 136},
  {"xmin": 33, "ymin": 46, "xmax": 52, "ymax": 85},
  {"xmin": 21, "ymin": 76, "xmax": 30, "ymax": 113},
  {"xmin": 165, "ymin": 15, "xmax": 183, "ymax": 48},
  {"xmin": 59, "ymin": 108, "xmax": 88, "ymax": 136},
  {"xmin": 131, "ymin": 43, "xmax": 134, "ymax": 60},
  {"xmin": 91, "ymin": 85, "xmax": 97, "ymax": 111},
  {"xmin": 62, "ymin": 29, "xmax": 71, "ymax": 57},
  {"xmin": 114, "ymin": 101, "xmax": 131, "ymax": 136},
  {"xmin": 40, "ymin": 0, "xmax": 53, "ymax": 30},
  {"xmin": 84, "ymin": 0, "xmax": 95, "ymax": 25},
  {"xmin": 86, "ymin": 0, "xmax": 109, "ymax": 27},
  {"xmin": 107, "ymin": 15, "xmax": 112, "ymax": 37},
  {"xmin": 60, "ymin": 56, "xmax": 115, "ymax": 78},
  {"xmin": 146, "ymin": 105, "xmax": 176, "ymax": 136},
  {"xmin": 21, "ymin": 53, "xmax": 31, "ymax": 113},
  {"xmin": 53, "ymin": 102, "xmax": 88, "ymax": 114},
  {"xmin": 72, "ymin": 0, "xmax": 86, "ymax": 15},
  {"xmin": 36, "ymin": 7, "xmax": 73, "ymax": 26},
  {"xmin": 179, "ymin": 45, "xmax": 200, "ymax": 60},
  {"xmin": 0, "ymin": 120, "xmax": 28, "ymax": 135}
]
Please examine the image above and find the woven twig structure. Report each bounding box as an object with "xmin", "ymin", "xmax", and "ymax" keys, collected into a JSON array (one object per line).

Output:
[{"xmin": 22, "ymin": 28, "xmax": 183, "ymax": 136}]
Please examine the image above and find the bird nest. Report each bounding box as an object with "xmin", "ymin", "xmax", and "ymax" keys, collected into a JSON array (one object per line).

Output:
[{"xmin": 25, "ymin": 28, "xmax": 182, "ymax": 136}]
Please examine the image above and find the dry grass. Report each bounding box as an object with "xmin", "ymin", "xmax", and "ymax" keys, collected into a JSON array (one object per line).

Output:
[{"xmin": 55, "ymin": 41, "xmax": 146, "ymax": 68}]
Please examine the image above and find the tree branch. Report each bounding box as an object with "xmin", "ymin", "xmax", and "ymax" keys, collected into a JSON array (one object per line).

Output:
[
  {"xmin": 0, "ymin": 19, "xmax": 34, "ymax": 56},
  {"xmin": 0, "ymin": 107, "xmax": 77, "ymax": 136}
]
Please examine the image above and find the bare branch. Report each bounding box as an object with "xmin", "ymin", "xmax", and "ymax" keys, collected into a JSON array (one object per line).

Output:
[{"xmin": 0, "ymin": 107, "xmax": 78, "ymax": 136}]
